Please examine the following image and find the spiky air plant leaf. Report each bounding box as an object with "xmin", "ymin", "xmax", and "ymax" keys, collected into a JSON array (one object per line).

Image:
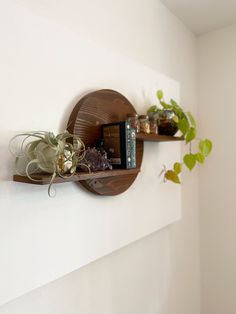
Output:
[{"xmin": 9, "ymin": 131, "xmax": 85, "ymax": 197}]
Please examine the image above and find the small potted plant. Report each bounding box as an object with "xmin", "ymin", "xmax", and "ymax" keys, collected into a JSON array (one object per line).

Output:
[
  {"xmin": 147, "ymin": 90, "xmax": 213, "ymax": 183},
  {"xmin": 10, "ymin": 130, "xmax": 86, "ymax": 196}
]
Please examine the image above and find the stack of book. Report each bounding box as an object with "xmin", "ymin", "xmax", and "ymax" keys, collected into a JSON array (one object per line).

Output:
[{"xmin": 101, "ymin": 121, "xmax": 136, "ymax": 169}]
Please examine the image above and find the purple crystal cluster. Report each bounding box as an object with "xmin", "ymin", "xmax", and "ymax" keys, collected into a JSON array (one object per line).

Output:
[{"xmin": 80, "ymin": 147, "xmax": 112, "ymax": 172}]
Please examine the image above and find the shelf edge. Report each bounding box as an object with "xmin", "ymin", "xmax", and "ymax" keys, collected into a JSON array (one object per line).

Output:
[{"xmin": 13, "ymin": 168, "xmax": 141, "ymax": 185}]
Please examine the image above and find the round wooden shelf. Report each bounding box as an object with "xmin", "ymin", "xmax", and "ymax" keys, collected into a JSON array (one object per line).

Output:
[{"xmin": 67, "ymin": 89, "xmax": 144, "ymax": 196}]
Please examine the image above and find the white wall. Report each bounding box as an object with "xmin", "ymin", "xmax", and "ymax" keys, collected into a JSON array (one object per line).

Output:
[
  {"xmin": 0, "ymin": 0, "xmax": 183, "ymax": 305},
  {"xmin": 0, "ymin": 0, "xmax": 200, "ymax": 313},
  {"xmin": 197, "ymin": 24, "xmax": 236, "ymax": 314}
]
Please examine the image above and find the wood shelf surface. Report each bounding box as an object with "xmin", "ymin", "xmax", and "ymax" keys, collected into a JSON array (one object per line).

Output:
[
  {"xmin": 67, "ymin": 89, "xmax": 144, "ymax": 195},
  {"xmin": 12, "ymin": 90, "xmax": 183, "ymax": 195},
  {"xmin": 136, "ymin": 133, "xmax": 184, "ymax": 142},
  {"xmin": 13, "ymin": 168, "xmax": 141, "ymax": 185}
]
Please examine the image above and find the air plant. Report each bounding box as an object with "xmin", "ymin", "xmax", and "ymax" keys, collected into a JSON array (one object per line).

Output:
[{"xmin": 9, "ymin": 131, "xmax": 86, "ymax": 196}]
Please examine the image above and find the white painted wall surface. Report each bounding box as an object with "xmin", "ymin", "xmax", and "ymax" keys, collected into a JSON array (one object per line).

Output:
[
  {"xmin": 197, "ymin": 24, "xmax": 236, "ymax": 314},
  {"xmin": 0, "ymin": 0, "xmax": 183, "ymax": 306},
  {"xmin": 0, "ymin": 0, "xmax": 201, "ymax": 313}
]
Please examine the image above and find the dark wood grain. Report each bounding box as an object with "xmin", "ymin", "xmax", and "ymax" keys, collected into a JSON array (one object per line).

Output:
[
  {"xmin": 67, "ymin": 89, "xmax": 144, "ymax": 196},
  {"xmin": 136, "ymin": 133, "xmax": 184, "ymax": 142},
  {"xmin": 13, "ymin": 168, "xmax": 140, "ymax": 185},
  {"xmin": 80, "ymin": 173, "xmax": 139, "ymax": 196}
]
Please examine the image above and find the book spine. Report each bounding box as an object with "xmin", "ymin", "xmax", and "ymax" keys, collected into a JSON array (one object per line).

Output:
[{"xmin": 125, "ymin": 122, "xmax": 136, "ymax": 169}]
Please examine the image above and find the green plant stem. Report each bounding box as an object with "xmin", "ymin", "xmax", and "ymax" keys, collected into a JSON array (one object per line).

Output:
[{"xmin": 189, "ymin": 141, "xmax": 192, "ymax": 154}]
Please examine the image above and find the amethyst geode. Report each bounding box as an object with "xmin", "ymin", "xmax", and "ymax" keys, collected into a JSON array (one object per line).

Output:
[{"xmin": 79, "ymin": 147, "xmax": 112, "ymax": 172}]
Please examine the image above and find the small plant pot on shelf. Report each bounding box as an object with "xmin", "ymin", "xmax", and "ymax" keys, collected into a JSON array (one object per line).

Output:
[{"xmin": 157, "ymin": 110, "xmax": 178, "ymax": 136}]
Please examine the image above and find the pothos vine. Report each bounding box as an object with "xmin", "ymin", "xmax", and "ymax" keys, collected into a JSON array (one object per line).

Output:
[{"xmin": 147, "ymin": 90, "xmax": 213, "ymax": 183}]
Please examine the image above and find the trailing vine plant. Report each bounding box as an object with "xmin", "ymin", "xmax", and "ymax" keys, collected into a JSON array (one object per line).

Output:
[{"xmin": 147, "ymin": 90, "xmax": 213, "ymax": 183}]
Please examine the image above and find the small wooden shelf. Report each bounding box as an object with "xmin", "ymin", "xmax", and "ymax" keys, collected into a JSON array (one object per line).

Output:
[
  {"xmin": 136, "ymin": 133, "xmax": 184, "ymax": 142},
  {"xmin": 12, "ymin": 90, "xmax": 183, "ymax": 195},
  {"xmin": 13, "ymin": 168, "xmax": 141, "ymax": 185}
]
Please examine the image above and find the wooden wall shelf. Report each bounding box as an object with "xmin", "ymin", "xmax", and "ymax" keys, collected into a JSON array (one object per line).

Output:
[
  {"xmin": 66, "ymin": 89, "xmax": 144, "ymax": 195},
  {"xmin": 136, "ymin": 133, "xmax": 184, "ymax": 142},
  {"xmin": 13, "ymin": 89, "xmax": 183, "ymax": 195},
  {"xmin": 13, "ymin": 168, "xmax": 140, "ymax": 185}
]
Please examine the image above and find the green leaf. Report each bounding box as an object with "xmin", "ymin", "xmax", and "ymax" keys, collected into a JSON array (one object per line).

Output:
[
  {"xmin": 205, "ymin": 139, "xmax": 213, "ymax": 155},
  {"xmin": 178, "ymin": 118, "xmax": 190, "ymax": 136},
  {"xmin": 57, "ymin": 139, "xmax": 66, "ymax": 154},
  {"xmin": 157, "ymin": 90, "xmax": 163, "ymax": 100},
  {"xmin": 25, "ymin": 140, "xmax": 41, "ymax": 159},
  {"xmin": 183, "ymin": 153, "xmax": 196, "ymax": 170},
  {"xmin": 170, "ymin": 99, "xmax": 182, "ymax": 112},
  {"xmin": 173, "ymin": 115, "xmax": 179, "ymax": 123},
  {"xmin": 165, "ymin": 170, "xmax": 181, "ymax": 184},
  {"xmin": 170, "ymin": 99, "xmax": 177, "ymax": 107},
  {"xmin": 56, "ymin": 131, "xmax": 71, "ymax": 141},
  {"xmin": 174, "ymin": 162, "xmax": 182, "ymax": 174},
  {"xmin": 160, "ymin": 101, "xmax": 173, "ymax": 110},
  {"xmin": 195, "ymin": 152, "xmax": 205, "ymax": 164},
  {"xmin": 45, "ymin": 132, "xmax": 57, "ymax": 146},
  {"xmin": 187, "ymin": 112, "xmax": 196, "ymax": 128},
  {"xmin": 199, "ymin": 139, "xmax": 213, "ymax": 157},
  {"xmin": 185, "ymin": 127, "xmax": 196, "ymax": 143},
  {"xmin": 172, "ymin": 107, "xmax": 183, "ymax": 117},
  {"xmin": 147, "ymin": 105, "xmax": 158, "ymax": 114}
]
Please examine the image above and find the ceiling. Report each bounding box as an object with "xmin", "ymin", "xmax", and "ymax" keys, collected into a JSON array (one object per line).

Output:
[{"xmin": 161, "ymin": 0, "xmax": 236, "ymax": 35}]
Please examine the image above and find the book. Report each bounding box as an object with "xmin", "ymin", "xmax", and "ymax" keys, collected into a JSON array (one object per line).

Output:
[{"xmin": 101, "ymin": 121, "xmax": 136, "ymax": 169}]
